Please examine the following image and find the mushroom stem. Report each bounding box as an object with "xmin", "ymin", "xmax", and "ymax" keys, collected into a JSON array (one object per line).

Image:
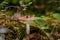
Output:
[
  {"xmin": 26, "ymin": 24, "xmax": 30, "ymax": 40},
  {"xmin": 26, "ymin": 24, "xmax": 30, "ymax": 35}
]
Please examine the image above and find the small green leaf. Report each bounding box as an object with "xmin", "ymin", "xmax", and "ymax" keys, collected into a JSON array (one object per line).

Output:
[
  {"xmin": 35, "ymin": 20, "xmax": 46, "ymax": 27},
  {"xmin": 12, "ymin": 0, "xmax": 19, "ymax": 4},
  {"xmin": 23, "ymin": 0, "xmax": 31, "ymax": 3},
  {"xmin": 53, "ymin": 13, "xmax": 60, "ymax": 21},
  {"xmin": 35, "ymin": 20, "xmax": 48, "ymax": 29},
  {"xmin": 33, "ymin": 17, "xmax": 41, "ymax": 20},
  {"xmin": 25, "ymin": 21, "xmax": 36, "ymax": 26},
  {"xmin": 57, "ymin": 39, "xmax": 60, "ymax": 40},
  {"xmin": 41, "ymin": 16, "xmax": 51, "ymax": 21}
]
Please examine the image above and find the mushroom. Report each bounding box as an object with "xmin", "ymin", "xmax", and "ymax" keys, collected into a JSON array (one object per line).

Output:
[
  {"xmin": 13, "ymin": 14, "xmax": 34, "ymax": 40},
  {"xmin": 18, "ymin": 15, "xmax": 34, "ymax": 34},
  {"xmin": 13, "ymin": 13, "xmax": 34, "ymax": 34},
  {"xmin": 18, "ymin": 15, "xmax": 34, "ymax": 40}
]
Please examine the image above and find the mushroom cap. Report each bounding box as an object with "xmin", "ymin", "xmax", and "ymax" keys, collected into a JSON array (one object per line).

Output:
[
  {"xmin": 12, "ymin": 13, "xmax": 34, "ymax": 23},
  {"xmin": 18, "ymin": 15, "xmax": 34, "ymax": 23}
]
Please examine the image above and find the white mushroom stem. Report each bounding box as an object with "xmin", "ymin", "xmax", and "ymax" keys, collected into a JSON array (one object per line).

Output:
[{"xmin": 26, "ymin": 24, "xmax": 30, "ymax": 34}]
